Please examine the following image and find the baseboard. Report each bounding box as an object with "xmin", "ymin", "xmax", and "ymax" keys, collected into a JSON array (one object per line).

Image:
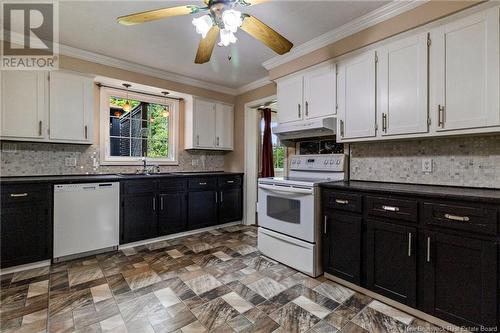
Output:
[
  {"xmin": 118, "ymin": 221, "xmax": 243, "ymax": 249},
  {"xmin": 324, "ymin": 273, "xmax": 468, "ymax": 333},
  {"xmin": 0, "ymin": 260, "xmax": 51, "ymax": 276},
  {"xmin": 1, "ymin": 222, "xmax": 243, "ymax": 275}
]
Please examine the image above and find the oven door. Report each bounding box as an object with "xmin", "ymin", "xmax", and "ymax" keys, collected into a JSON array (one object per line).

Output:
[{"xmin": 257, "ymin": 182, "xmax": 316, "ymax": 243}]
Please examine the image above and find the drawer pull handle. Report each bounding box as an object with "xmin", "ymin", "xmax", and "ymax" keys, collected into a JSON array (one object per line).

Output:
[
  {"xmin": 10, "ymin": 193, "xmax": 28, "ymax": 197},
  {"xmin": 227, "ymin": 180, "xmax": 235, "ymax": 184},
  {"xmin": 335, "ymin": 199, "xmax": 349, "ymax": 205},
  {"xmin": 199, "ymin": 182, "xmax": 207, "ymax": 185},
  {"xmin": 382, "ymin": 205, "xmax": 399, "ymax": 212},
  {"xmin": 324, "ymin": 216, "xmax": 327, "ymax": 234},
  {"xmin": 444, "ymin": 214, "xmax": 470, "ymax": 222}
]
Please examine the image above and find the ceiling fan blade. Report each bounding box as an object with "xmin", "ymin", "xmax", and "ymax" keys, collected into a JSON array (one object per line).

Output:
[
  {"xmin": 195, "ymin": 26, "xmax": 220, "ymax": 64},
  {"xmin": 117, "ymin": 5, "xmax": 200, "ymax": 25},
  {"xmin": 240, "ymin": 15, "xmax": 293, "ymax": 55},
  {"xmin": 240, "ymin": 0, "xmax": 270, "ymax": 6}
]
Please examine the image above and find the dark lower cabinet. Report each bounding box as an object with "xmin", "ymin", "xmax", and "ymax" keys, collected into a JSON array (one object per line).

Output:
[
  {"xmin": 121, "ymin": 193, "xmax": 157, "ymax": 243},
  {"xmin": 423, "ymin": 231, "xmax": 497, "ymax": 329},
  {"xmin": 218, "ymin": 188, "xmax": 243, "ymax": 224},
  {"xmin": 366, "ymin": 219, "xmax": 417, "ymax": 307},
  {"xmin": 187, "ymin": 190, "xmax": 218, "ymax": 229},
  {"xmin": 323, "ymin": 211, "xmax": 362, "ymax": 284},
  {"xmin": 1, "ymin": 201, "xmax": 50, "ymax": 268},
  {"xmin": 0, "ymin": 184, "xmax": 51, "ymax": 268},
  {"xmin": 158, "ymin": 192, "xmax": 187, "ymax": 235}
]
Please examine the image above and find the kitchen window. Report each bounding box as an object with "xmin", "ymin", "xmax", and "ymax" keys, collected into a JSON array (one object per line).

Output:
[{"xmin": 100, "ymin": 87, "xmax": 179, "ymax": 165}]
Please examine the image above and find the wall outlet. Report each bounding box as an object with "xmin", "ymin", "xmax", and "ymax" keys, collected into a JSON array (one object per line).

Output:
[
  {"xmin": 192, "ymin": 159, "xmax": 199, "ymax": 167},
  {"xmin": 422, "ymin": 158, "xmax": 433, "ymax": 173},
  {"xmin": 65, "ymin": 157, "xmax": 77, "ymax": 167}
]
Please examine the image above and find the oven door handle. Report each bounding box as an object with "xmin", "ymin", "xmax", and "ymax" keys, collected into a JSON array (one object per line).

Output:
[{"xmin": 258, "ymin": 184, "xmax": 313, "ymax": 195}]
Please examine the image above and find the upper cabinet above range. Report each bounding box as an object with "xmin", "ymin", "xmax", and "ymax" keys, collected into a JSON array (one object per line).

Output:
[
  {"xmin": 277, "ymin": 62, "xmax": 336, "ymax": 124},
  {"xmin": 1, "ymin": 70, "xmax": 94, "ymax": 144},
  {"xmin": 184, "ymin": 97, "xmax": 234, "ymax": 151}
]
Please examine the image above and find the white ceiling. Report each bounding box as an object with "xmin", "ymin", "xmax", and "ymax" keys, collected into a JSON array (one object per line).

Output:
[{"xmin": 60, "ymin": 1, "xmax": 388, "ymax": 89}]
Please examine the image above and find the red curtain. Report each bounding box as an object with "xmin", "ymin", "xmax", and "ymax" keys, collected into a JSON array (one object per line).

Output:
[{"xmin": 261, "ymin": 108, "xmax": 274, "ymax": 178}]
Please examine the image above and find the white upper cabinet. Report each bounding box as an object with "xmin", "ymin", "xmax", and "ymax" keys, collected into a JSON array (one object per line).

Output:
[
  {"xmin": 193, "ymin": 99, "xmax": 216, "ymax": 148},
  {"xmin": 277, "ymin": 62, "xmax": 336, "ymax": 124},
  {"xmin": 337, "ymin": 50, "xmax": 377, "ymax": 141},
  {"xmin": 431, "ymin": 7, "xmax": 500, "ymax": 132},
  {"xmin": 0, "ymin": 70, "xmax": 94, "ymax": 144},
  {"xmin": 303, "ymin": 63, "xmax": 336, "ymax": 119},
  {"xmin": 215, "ymin": 103, "xmax": 234, "ymax": 150},
  {"xmin": 277, "ymin": 75, "xmax": 303, "ymax": 123},
  {"xmin": 1, "ymin": 71, "xmax": 48, "ymax": 140},
  {"xmin": 377, "ymin": 33, "xmax": 429, "ymax": 136},
  {"xmin": 49, "ymin": 71, "xmax": 94, "ymax": 143},
  {"xmin": 186, "ymin": 98, "xmax": 234, "ymax": 150}
]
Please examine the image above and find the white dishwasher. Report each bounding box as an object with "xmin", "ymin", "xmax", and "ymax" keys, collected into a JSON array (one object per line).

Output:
[{"xmin": 54, "ymin": 182, "xmax": 120, "ymax": 261}]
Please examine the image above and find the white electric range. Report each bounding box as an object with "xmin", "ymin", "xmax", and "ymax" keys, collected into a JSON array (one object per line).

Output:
[{"xmin": 257, "ymin": 154, "xmax": 346, "ymax": 277}]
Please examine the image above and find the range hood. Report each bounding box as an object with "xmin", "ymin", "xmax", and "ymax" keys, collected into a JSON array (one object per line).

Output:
[{"xmin": 274, "ymin": 117, "xmax": 336, "ymax": 141}]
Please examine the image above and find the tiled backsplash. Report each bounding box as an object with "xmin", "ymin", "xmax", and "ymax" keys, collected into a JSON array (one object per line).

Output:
[
  {"xmin": 350, "ymin": 135, "xmax": 500, "ymax": 188},
  {"xmin": 0, "ymin": 142, "xmax": 224, "ymax": 176}
]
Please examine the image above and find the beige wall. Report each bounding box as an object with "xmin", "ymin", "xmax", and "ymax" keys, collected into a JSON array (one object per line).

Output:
[
  {"xmin": 224, "ymin": 83, "xmax": 277, "ymax": 172},
  {"xmin": 268, "ymin": 1, "xmax": 482, "ymax": 80}
]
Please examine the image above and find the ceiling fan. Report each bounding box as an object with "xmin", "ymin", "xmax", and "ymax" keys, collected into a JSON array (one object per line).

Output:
[{"xmin": 117, "ymin": 0, "xmax": 293, "ymax": 64}]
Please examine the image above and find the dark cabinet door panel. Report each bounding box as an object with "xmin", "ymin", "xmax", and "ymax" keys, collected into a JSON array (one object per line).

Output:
[
  {"xmin": 323, "ymin": 211, "xmax": 362, "ymax": 284},
  {"xmin": 367, "ymin": 219, "xmax": 417, "ymax": 306},
  {"xmin": 188, "ymin": 191, "xmax": 217, "ymax": 229},
  {"xmin": 158, "ymin": 193, "xmax": 187, "ymax": 235},
  {"xmin": 1, "ymin": 201, "xmax": 50, "ymax": 267},
  {"xmin": 121, "ymin": 194, "xmax": 157, "ymax": 244},
  {"xmin": 218, "ymin": 188, "xmax": 242, "ymax": 224},
  {"xmin": 423, "ymin": 232, "xmax": 497, "ymax": 329}
]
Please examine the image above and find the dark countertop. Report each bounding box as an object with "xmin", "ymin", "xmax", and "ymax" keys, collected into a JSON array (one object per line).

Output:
[
  {"xmin": 320, "ymin": 180, "xmax": 500, "ymax": 204},
  {"xmin": 0, "ymin": 171, "xmax": 243, "ymax": 185}
]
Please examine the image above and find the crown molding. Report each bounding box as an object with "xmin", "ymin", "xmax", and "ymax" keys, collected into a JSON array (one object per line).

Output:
[
  {"xmin": 60, "ymin": 44, "xmax": 239, "ymax": 95},
  {"xmin": 236, "ymin": 76, "xmax": 273, "ymax": 95},
  {"xmin": 262, "ymin": 0, "xmax": 428, "ymax": 71}
]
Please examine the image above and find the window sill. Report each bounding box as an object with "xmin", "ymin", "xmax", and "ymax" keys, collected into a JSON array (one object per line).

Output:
[{"xmin": 100, "ymin": 159, "xmax": 179, "ymax": 166}]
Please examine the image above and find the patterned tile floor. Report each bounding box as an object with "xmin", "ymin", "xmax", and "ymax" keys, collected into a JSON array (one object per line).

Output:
[{"xmin": 0, "ymin": 225, "xmax": 448, "ymax": 333}]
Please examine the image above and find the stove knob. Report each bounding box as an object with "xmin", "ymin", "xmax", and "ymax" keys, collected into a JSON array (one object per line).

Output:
[
  {"xmin": 323, "ymin": 160, "xmax": 328, "ymax": 165},
  {"xmin": 336, "ymin": 160, "xmax": 341, "ymax": 165},
  {"xmin": 330, "ymin": 160, "xmax": 334, "ymax": 165}
]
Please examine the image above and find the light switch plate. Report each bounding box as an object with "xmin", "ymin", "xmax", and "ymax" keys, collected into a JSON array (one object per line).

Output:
[
  {"xmin": 422, "ymin": 158, "xmax": 433, "ymax": 173},
  {"xmin": 1, "ymin": 142, "xmax": 17, "ymax": 153},
  {"xmin": 65, "ymin": 157, "xmax": 77, "ymax": 167}
]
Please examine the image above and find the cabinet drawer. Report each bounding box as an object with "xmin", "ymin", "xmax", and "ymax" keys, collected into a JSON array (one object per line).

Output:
[
  {"xmin": 1, "ymin": 184, "xmax": 49, "ymax": 204},
  {"xmin": 188, "ymin": 177, "xmax": 217, "ymax": 190},
  {"xmin": 121, "ymin": 180, "xmax": 156, "ymax": 195},
  {"xmin": 423, "ymin": 202, "xmax": 498, "ymax": 236},
  {"xmin": 322, "ymin": 190, "xmax": 362, "ymax": 213},
  {"xmin": 158, "ymin": 178, "xmax": 187, "ymax": 192},
  {"xmin": 366, "ymin": 196, "xmax": 418, "ymax": 223},
  {"xmin": 218, "ymin": 175, "xmax": 242, "ymax": 188}
]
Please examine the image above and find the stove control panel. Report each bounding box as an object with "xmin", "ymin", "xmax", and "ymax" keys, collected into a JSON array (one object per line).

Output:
[{"xmin": 289, "ymin": 154, "xmax": 345, "ymax": 171}]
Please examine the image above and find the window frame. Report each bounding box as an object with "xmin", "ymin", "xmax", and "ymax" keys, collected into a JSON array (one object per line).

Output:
[{"xmin": 99, "ymin": 87, "xmax": 179, "ymax": 165}]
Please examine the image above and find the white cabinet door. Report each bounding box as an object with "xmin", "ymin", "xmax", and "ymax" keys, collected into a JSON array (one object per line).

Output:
[
  {"xmin": 378, "ymin": 33, "xmax": 428, "ymax": 136},
  {"xmin": 193, "ymin": 99, "xmax": 216, "ymax": 148},
  {"xmin": 1, "ymin": 71, "xmax": 47, "ymax": 139},
  {"xmin": 303, "ymin": 63, "xmax": 336, "ymax": 119},
  {"xmin": 215, "ymin": 103, "xmax": 234, "ymax": 150},
  {"xmin": 431, "ymin": 7, "xmax": 500, "ymax": 132},
  {"xmin": 277, "ymin": 75, "xmax": 303, "ymax": 123},
  {"xmin": 49, "ymin": 71, "xmax": 93, "ymax": 143},
  {"xmin": 337, "ymin": 50, "xmax": 377, "ymax": 140}
]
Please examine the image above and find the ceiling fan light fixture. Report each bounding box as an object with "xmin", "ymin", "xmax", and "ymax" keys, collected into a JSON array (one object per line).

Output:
[
  {"xmin": 219, "ymin": 28, "xmax": 237, "ymax": 47},
  {"xmin": 221, "ymin": 9, "xmax": 242, "ymax": 33},
  {"xmin": 192, "ymin": 15, "xmax": 214, "ymax": 38}
]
